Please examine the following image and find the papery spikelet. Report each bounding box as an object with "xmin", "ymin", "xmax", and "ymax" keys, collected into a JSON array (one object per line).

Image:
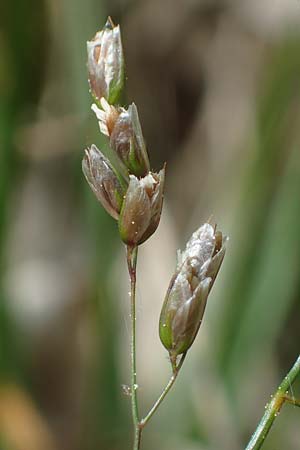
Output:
[
  {"xmin": 87, "ymin": 17, "xmax": 124, "ymax": 104},
  {"xmin": 159, "ymin": 223, "xmax": 227, "ymax": 357},
  {"xmin": 92, "ymin": 99, "xmax": 150, "ymax": 177},
  {"xmin": 82, "ymin": 144, "xmax": 127, "ymax": 220},
  {"xmin": 118, "ymin": 167, "xmax": 165, "ymax": 245}
]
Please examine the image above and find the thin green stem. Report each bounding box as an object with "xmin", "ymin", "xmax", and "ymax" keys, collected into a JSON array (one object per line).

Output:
[
  {"xmin": 134, "ymin": 425, "xmax": 142, "ymax": 450},
  {"xmin": 126, "ymin": 245, "xmax": 140, "ymax": 450},
  {"xmin": 140, "ymin": 352, "xmax": 187, "ymax": 428},
  {"xmin": 245, "ymin": 355, "xmax": 300, "ymax": 450}
]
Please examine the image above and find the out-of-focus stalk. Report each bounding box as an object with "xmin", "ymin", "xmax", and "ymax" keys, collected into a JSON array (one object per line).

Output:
[{"xmin": 245, "ymin": 355, "xmax": 300, "ymax": 450}]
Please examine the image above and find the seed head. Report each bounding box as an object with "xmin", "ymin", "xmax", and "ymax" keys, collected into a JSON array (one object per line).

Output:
[
  {"xmin": 118, "ymin": 167, "xmax": 165, "ymax": 245},
  {"xmin": 87, "ymin": 17, "xmax": 124, "ymax": 104},
  {"xmin": 82, "ymin": 144, "xmax": 127, "ymax": 220},
  {"xmin": 92, "ymin": 99, "xmax": 150, "ymax": 177},
  {"xmin": 159, "ymin": 223, "xmax": 227, "ymax": 357}
]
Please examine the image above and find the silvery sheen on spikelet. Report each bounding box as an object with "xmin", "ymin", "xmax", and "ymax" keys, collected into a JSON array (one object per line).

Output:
[
  {"xmin": 118, "ymin": 168, "xmax": 165, "ymax": 246},
  {"xmin": 82, "ymin": 144, "xmax": 127, "ymax": 220},
  {"xmin": 159, "ymin": 223, "xmax": 227, "ymax": 358},
  {"xmin": 92, "ymin": 98, "xmax": 150, "ymax": 177},
  {"xmin": 84, "ymin": 17, "xmax": 165, "ymax": 247},
  {"xmin": 87, "ymin": 17, "xmax": 124, "ymax": 104}
]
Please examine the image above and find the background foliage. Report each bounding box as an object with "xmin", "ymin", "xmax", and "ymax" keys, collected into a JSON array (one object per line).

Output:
[{"xmin": 0, "ymin": 1, "xmax": 300, "ymax": 449}]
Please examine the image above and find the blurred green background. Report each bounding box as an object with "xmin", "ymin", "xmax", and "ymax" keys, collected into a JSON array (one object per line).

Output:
[{"xmin": 1, "ymin": 0, "xmax": 300, "ymax": 449}]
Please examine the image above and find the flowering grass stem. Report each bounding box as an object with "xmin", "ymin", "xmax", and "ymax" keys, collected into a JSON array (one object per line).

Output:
[
  {"xmin": 245, "ymin": 355, "xmax": 300, "ymax": 450},
  {"xmin": 85, "ymin": 18, "xmax": 229, "ymax": 450}
]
